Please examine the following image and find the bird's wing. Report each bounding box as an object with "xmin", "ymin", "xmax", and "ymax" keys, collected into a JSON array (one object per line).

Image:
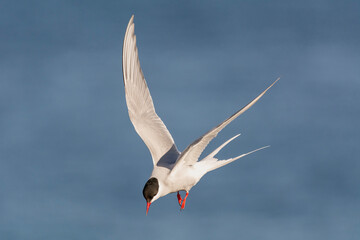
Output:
[
  {"xmin": 170, "ymin": 79, "xmax": 278, "ymax": 174},
  {"xmin": 122, "ymin": 15, "xmax": 179, "ymax": 166}
]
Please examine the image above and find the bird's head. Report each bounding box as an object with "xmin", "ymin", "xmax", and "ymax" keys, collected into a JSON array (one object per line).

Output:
[{"xmin": 142, "ymin": 177, "xmax": 159, "ymax": 215}]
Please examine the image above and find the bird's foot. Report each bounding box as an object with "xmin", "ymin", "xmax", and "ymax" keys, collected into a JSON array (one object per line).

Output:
[
  {"xmin": 180, "ymin": 192, "xmax": 189, "ymax": 210},
  {"xmin": 177, "ymin": 191, "xmax": 182, "ymax": 206}
]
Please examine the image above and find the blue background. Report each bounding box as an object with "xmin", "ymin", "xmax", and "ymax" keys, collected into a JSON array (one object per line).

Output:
[{"xmin": 1, "ymin": 1, "xmax": 359, "ymax": 239}]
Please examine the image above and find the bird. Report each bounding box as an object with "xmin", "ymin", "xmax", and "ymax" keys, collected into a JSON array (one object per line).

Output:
[{"xmin": 122, "ymin": 15, "xmax": 278, "ymax": 215}]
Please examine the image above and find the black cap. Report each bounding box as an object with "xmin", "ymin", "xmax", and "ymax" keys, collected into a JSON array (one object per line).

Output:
[{"xmin": 143, "ymin": 177, "xmax": 159, "ymax": 202}]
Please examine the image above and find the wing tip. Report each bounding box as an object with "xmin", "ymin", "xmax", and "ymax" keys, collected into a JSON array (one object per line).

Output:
[
  {"xmin": 129, "ymin": 14, "xmax": 134, "ymax": 25},
  {"xmin": 272, "ymin": 77, "xmax": 280, "ymax": 86},
  {"xmin": 125, "ymin": 15, "xmax": 135, "ymax": 36},
  {"xmin": 265, "ymin": 77, "xmax": 280, "ymax": 92}
]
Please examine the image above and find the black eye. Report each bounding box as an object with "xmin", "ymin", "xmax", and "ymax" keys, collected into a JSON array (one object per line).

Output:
[{"xmin": 143, "ymin": 178, "xmax": 159, "ymax": 202}]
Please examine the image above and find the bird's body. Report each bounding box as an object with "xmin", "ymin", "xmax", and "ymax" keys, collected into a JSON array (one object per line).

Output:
[
  {"xmin": 122, "ymin": 15, "xmax": 278, "ymax": 214},
  {"xmin": 152, "ymin": 157, "xmax": 204, "ymax": 194}
]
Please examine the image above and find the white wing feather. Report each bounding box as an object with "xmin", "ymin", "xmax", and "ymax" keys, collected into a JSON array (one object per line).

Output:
[
  {"xmin": 171, "ymin": 79, "xmax": 279, "ymax": 173},
  {"xmin": 122, "ymin": 15, "xmax": 179, "ymax": 166}
]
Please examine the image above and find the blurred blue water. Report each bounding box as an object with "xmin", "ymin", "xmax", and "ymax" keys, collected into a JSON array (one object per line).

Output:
[{"xmin": 1, "ymin": 1, "xmax": 359, "ymax": 239}]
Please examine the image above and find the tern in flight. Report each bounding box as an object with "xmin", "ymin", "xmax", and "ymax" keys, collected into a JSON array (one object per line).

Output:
[{"xmin": 122, "ymin": 15, "xmax": 278, "ymax": 215}]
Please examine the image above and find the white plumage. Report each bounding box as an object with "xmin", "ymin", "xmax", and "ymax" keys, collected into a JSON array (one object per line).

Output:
[{"xmin": 122, "ymin": 15, "xmax": 278, "ymax": 213}]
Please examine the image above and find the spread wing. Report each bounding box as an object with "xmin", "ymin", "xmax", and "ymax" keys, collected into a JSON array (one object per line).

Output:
[
  {"xmin": 122, "ymin": 15, "xmax": 179, "ymax": 166},
  {"xmin": 170, "ymin": 79, "xmax": 279, "ymax": 173}
]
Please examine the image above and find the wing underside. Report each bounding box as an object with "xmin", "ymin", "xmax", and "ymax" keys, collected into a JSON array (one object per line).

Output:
[{"xmin": 122, "ymin": 15, "xmax": 179, "ymax": 165}]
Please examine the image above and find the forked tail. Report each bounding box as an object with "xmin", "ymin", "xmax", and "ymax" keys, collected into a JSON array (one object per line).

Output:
[{"xmin": 199, "ymin": 134, "xmax": 269, "ymax": 173}]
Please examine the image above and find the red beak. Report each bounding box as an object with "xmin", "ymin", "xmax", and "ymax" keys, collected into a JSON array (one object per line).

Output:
[{"xmin": 146, "ymin": 202, "xmax": 151, "ymax": 215}]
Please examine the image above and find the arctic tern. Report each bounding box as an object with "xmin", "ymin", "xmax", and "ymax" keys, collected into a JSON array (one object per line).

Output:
[{"xmin": 122, "ymin": 15, "xmax": 278, "ymax": 215}]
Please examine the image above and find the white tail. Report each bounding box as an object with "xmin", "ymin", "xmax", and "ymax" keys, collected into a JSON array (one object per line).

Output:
[{"xmin": 200, "ymin": 134, "xmax": 270, "ymax": 173}]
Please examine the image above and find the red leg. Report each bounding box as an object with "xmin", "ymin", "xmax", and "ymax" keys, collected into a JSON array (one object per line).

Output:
[
  {"xmin": 177, "ymin": 191, "xmax": 182, "ymax": 206},
  {"xmin": 180, "ymin": 192, "xmax": 189, "ymax": 210}
]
